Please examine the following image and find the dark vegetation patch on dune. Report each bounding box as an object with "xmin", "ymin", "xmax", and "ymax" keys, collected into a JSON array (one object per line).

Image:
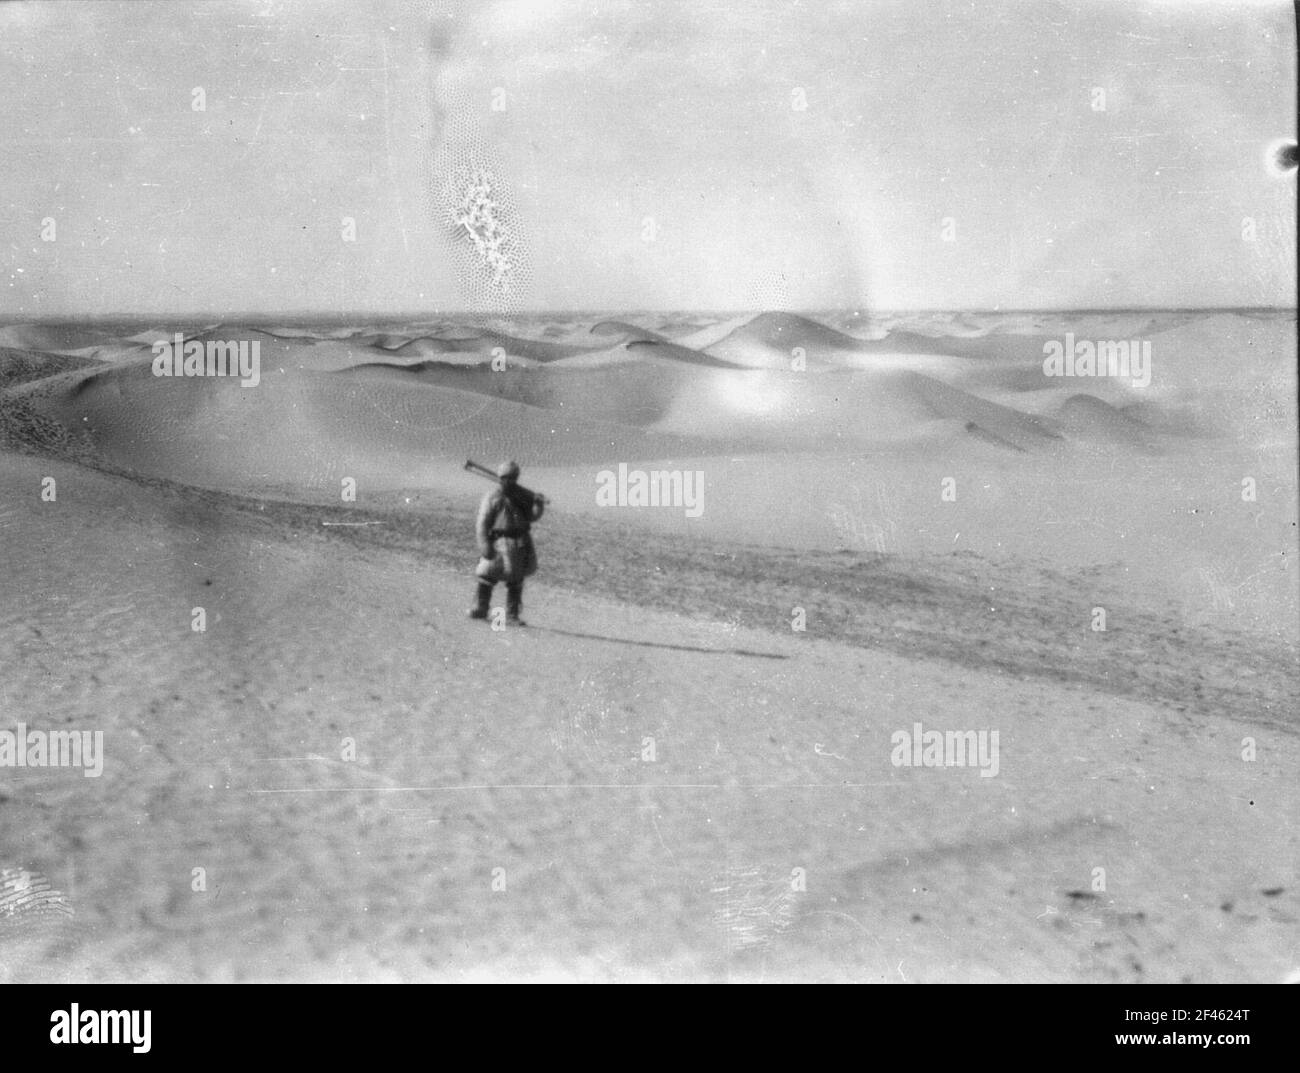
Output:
[
  {"xmin": 0, "ymin": 325, "xmax": 124, "ymax": 352},
  {"xmin": 0, "ymin": 395, "xmax": 95, "ymax": 459},
  {"xmin": 963, "ymin": 421, "xmax": 1028, "ymax": 452},
  {"xmin": 0, "ymin": 365, "xmax": 105, "ymax": 458},
  {"xmin": 0, "ymin": 347, "xmax": 102, "ymax": 391}
]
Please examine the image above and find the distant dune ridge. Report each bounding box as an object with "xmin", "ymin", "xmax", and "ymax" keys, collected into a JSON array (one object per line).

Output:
[
  {"xmin": 4, "ymin": 350, "xmax": 726, "ymax": 487},
  {"xmin": 1, "ymin": 310, "xmax": 1290, "ymax": 478},
  {"xmin": 358, "ymin": 326, "xmax": 611, "ymax": 365},
  {"xmin": 705, "ymin": 310, "xmax": 878, "ymax": 367}
]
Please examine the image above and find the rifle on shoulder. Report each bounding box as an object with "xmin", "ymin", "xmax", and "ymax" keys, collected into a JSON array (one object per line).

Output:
[{"xmin": 463, "ymin": 459, "xmax": 548, "ymax": 516}]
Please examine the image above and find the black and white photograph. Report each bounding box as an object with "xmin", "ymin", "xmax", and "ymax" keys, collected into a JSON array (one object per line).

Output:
[{"xmin": 1, "ymin": 0, "xmax": 1296, "ymax": 993}]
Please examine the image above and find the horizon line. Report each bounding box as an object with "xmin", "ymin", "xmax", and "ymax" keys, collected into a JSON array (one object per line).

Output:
[{"xmin": 1, "ymin": 305, "xmax": 1295, "ymax": 325}]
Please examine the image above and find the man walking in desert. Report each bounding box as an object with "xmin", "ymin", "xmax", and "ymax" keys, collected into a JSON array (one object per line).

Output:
[{"xmin": 468, "ymin": 460, "xmax": 545, "ymax": 626}]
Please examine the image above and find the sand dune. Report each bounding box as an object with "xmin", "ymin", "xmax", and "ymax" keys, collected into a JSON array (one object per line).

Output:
[
  {"xmin": 6, "ymin": 310, "xmax": 1270, "ymax": 478},
  {"xmin": 5, "ymin": 319, "xmax": 1190, "ymax": 493},
  {"xmin": 132, "ymin": 328, "xmax": 388, "ymax": 375},
  {"xmin": 588, "ymin": 315, "xmax": 756, "ymax": 350},
  {"xmin": 362, "ymin": 333, "xmax": 491, "ymax": 355},
  {"xmin": 581, "ymin": 313, "xmax": 879, "ymax": 369},
  {"xmin": 584, "ymin": 322, "xmax": 755, "ymax": 365},
  {"xmin": 690, "ymin": 311, "xmax": 1068, "ymax": 374},
  {"xmin": 712, "ymin": 311, "xmax": 877, "ymax": 353},
  {"xmin": 18, "ymin": 357, "xmax": 718, "ymax": 492},
  {"xmin": 588, "ymin": 320, "xmax": 671, "ymax": 345},
  {"xmin": 857, "ymin": 331, "xmax": 1063, "ymax": 366},
  {"xmin": 696, "ymin": 311, "xmax": 1059, "ymax": 368},
  {"xmin": 899, "ymin": 371, "xmax": 1063, "ymax": 449},
  {"xmin": 1058, "ymin": 394, "xmax": 1160, "ymax": 450},
  {"xmin": 647, "ymin": 361, "xmax": 1068, "ymax": 452},
  {"xmin": 339, "ymin": 359, "xmax": 691, "ymax": 427},
  {"xmin": 336, "ymin": 348, "xmax": 1073, "ymax": 455},
  {"xmin": 187, "ymin": 326, "xmax": 338, "ymax": 363},
  {"xmin": 72, "ymin": 311, "xmax": 1282, "ymax": 455},
  {"xmin": 1142, "ymin": 313, "xmax": 1298, "ymax": 432},
  {"xmin": 625, "ymin": 339, "xmax": 750, "ymax": 369},
  {"xmin": 355, "ymin": 327, "xmax": 608, "ymax": 365}
]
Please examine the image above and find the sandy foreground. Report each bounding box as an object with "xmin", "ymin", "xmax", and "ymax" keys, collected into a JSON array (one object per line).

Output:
[
  {"xmin": 1, "ymin": 449, "xmax": 1296, "ymax": 982},
  {"xmin": 0, "ymin": 311, "xmax": 1297, "ymax": 981}
]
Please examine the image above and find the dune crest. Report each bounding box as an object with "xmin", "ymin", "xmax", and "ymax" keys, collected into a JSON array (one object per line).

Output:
[{"xmin": 1059, "ymin": 393, "xmax": 1160, "ymax": 450}]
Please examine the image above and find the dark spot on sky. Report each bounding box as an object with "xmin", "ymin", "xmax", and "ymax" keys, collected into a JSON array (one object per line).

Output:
[{"xmin": 1276, "ymin": 142, "xmax": 1298, "ymax": 171}]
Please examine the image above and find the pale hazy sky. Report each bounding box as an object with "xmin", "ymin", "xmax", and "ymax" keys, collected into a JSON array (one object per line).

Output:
[{"xmin": 1, "ymin": 0, "xmax": 1295, "ymax": 315}]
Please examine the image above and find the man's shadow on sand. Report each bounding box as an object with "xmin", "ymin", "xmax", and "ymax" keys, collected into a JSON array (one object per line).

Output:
[{"xmin": 529, "ymin": 625, "xmax": 788, "ymax": 660}]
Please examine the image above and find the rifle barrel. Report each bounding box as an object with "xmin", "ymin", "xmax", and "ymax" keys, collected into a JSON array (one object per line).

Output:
[
  {"xmin": 464, "ymin": 459, "xmax": 547, "ymax": 507},
  {"xmin": 464, "ymin": 460, "xmax": 496, "ymax": 480}
]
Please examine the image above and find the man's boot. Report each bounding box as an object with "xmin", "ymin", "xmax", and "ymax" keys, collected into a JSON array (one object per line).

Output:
[
  {"xmin": 506, "ymin": 583, "xmax": 525, "ymax": 626},
  {"xmin": 467, "ymin": 582, "xmax": 493, "ymax": 620}
]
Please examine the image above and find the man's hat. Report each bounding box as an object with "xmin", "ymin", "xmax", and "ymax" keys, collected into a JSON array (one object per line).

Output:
[{"xmin": 497, "ymin": 460, "xmax": 521, "ymax": 479}]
